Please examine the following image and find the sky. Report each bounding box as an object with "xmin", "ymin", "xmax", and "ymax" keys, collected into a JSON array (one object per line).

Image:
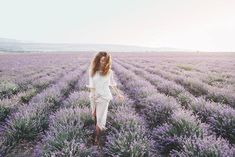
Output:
[{"xmin": 0, "ymin": 0, "xmax": 235, "ymax": 52}]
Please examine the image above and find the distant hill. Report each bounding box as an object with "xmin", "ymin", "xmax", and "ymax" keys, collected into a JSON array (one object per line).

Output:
[{"xmin": 0, "ymin": 37, "xmax": 196, "ymax": 53}]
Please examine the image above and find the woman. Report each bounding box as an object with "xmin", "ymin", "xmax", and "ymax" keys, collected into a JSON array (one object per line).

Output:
[{"xmin": 86, "ymin": 51, "xmax": 124, "ymax": 145}]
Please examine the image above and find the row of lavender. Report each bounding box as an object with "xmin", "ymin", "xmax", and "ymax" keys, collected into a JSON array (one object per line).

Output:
[
  {"xmin": 1, "ymin": 52, "xmax": 233, "ymax": 156},
  {"xmin": 1, "ymin": 53, "xmax": 151, "ymax": 156},
  {"xmin": 157, "ymin": 63, "xmax": 234, "ymax": 92},
  {"xmin": 142, "ymin": 57, "xmax": 235, "ymax": 90},
  {"xmin": 36, "ymin": 66, "xmax": 156, "ymax": 156},
  {"xmin": 0, "ymin": 62, "xmax": 89, "ymax": 155},
  {"xmin": 0, "ymin": 64, "xmax": 66, "ymax": 99},
  {"xmin": 0, "ymin": 58, "xmax": 86, "ymax": 100},
  {"xmin": 116, "ymin": 59, "xmax": 235, "ymax": 145},
  {"xmin": 112, "ymin": 61, "xmax": 235, "ymax": 156},
  {"xmin": 103, "ymin": 71, "xmax": 155, "ymax": 156},
  {"xmin": 169, "ymin": 64, "xmax": 234, "ymax": 91},
  {"xmin": 34, "ymin": 66, "xmax": 99, "ymax": 156},
  {"xmin": 113, "ymin": 52, "xmax": 235, "ymax": 84},
  {"xmin": 0, "ymin": 53, "xmax": 85, "ymax": 80},
  {"xmin": 0, "ymin": 62, "xmax": 83, "ymax": 122},
  {"xmin": 114, "ymin": 54, "xmax": 235, "ymax": 100},
  {"xmin": 118, "ymin": 58, "xmax": 235, "ymax": 108}
]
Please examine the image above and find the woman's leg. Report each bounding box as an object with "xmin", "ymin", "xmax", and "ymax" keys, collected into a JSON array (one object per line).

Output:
[
  {"xmin": 95, "ymin": 124, "xmax": 100, "ymax": 143},
  {"xmin": 94, "ymin": 98, "xmax": 110, "ymax": 144},
  {"xmin": 92, "ymin": 107, "xmax": 97, "ymax": 125},
  {"xmin": 90, "ymin": 95, "xmax": 100, "ymax": 144},
  {"xmin": 92, "ymin": 107, "xmax": 99, "ymax": 143},
  {"xmin": 93, "ymin": 108, "xmax": 101, "ymax": 144}
]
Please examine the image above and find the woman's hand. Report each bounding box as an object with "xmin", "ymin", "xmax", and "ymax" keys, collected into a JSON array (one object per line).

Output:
[
  {"xmin": 91, "ymin": 93, "xmax": 101, "ymax": 102},
  {"xmin": 112, "ymin": 86, "xmax": 124, "ymax": 101},
  {"xmin": 117, "ymin": 93, "xmax": 124, "ymax": 101},
  {"xmin": 91, "ymin": 95, "xmax": 96, "ymax": 102},
  {"xmin": 90, "ymin": 88, "xmax": 97, "ymax": 101}
]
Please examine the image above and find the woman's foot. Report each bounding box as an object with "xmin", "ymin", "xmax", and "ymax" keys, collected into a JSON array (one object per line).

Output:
[{"xmin": 94, "ymin": 136, "xmax": 99, "ymax": 145}]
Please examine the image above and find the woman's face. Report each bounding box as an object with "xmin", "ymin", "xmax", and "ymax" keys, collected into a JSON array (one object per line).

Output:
[{"xmin": 100, "ymin": 56, "xmax": 106, "ymax": 67}]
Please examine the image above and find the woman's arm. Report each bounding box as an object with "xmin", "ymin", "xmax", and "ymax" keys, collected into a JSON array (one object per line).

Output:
[
  {"xmin": 109, "ymin": 69, "xmax": 124, "ymax": 100},
  {"xmin": 111, "ymin": 85, "xmax": 124, "ymax": 101},
  {"xmin": 111, "ymin": 85, "xmax": 120, "ymax": 95},
  {"xmin": 86, "ymin": 68, "xmax": 96, "ymax": 98},
  {"xmin": 90, "ymin": 88, "xmax": 96, "ymax": 96}
]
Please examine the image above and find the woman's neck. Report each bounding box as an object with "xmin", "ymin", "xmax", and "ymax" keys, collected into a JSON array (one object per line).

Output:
[{"xmin": 98, "ymin": 66, "xmax": 104, "ymax": 71}]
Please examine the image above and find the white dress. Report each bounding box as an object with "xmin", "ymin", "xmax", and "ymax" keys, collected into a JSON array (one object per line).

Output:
[{"xmin": 85, "ymin": 68, "xmax": 117, "ymax": 131}]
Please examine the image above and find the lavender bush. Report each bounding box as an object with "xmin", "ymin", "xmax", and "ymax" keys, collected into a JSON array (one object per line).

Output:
[
  {"xmin": 104, "ymin": 98, "xmax": 154, "ymax": 157},
  {"xmin": 170, "ymin": 135, "xmax": 235, "ymax": 157},
  {"xmin": 40, "ymin": 107, "xmax": 96, "ymax": 157},
  {"xmin": 0, "ymin": 53, "xmax": 234, "ymax": 156}
]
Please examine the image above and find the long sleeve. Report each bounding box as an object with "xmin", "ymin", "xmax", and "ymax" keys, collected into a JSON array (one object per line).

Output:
[
  {"xmin": 86, "ymin": 68, "xmax": 95, "ymax": 89},
  {"xmin": 109, "ymin": 70, "xmax": 117, "ymax": 87}
]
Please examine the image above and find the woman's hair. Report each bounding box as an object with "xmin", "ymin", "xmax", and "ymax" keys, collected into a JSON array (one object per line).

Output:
[{"xmin": 89, "ymin": 51, "xmax": 112, "ymax": 77}]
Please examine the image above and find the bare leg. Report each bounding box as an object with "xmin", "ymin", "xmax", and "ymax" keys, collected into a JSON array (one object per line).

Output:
[
  {"xmin": 92, "ymin": 108, "xmax": 97, "ymax": 125},
  {"xmin": 95, "ymin": 124, "xmax": 100, "ymax": 144},
  {"xmin": 93, "ymin": 108, "xmax": 100, "ymax": 144}
]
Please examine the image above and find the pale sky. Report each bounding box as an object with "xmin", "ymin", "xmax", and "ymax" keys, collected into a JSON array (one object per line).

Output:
[{"xmin": 0, "ymin": 0, "xmax": 235, "ymax": 52}]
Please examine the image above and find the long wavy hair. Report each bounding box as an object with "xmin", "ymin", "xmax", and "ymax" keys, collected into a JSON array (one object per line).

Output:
[{"xmin": 89, "ymin": 51, "xmax": 112, "ymax": 77}]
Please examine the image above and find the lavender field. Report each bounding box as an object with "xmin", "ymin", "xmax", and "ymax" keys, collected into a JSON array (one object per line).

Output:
[{"xmin": 0, "ymin": 52, "xmax": 235, "ymax": 157}]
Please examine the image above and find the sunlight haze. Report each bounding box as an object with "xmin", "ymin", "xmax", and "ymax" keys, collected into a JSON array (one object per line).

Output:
[{"xmin": 0, "ymin": 0, "xmax": 234, "ymax": 52}]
